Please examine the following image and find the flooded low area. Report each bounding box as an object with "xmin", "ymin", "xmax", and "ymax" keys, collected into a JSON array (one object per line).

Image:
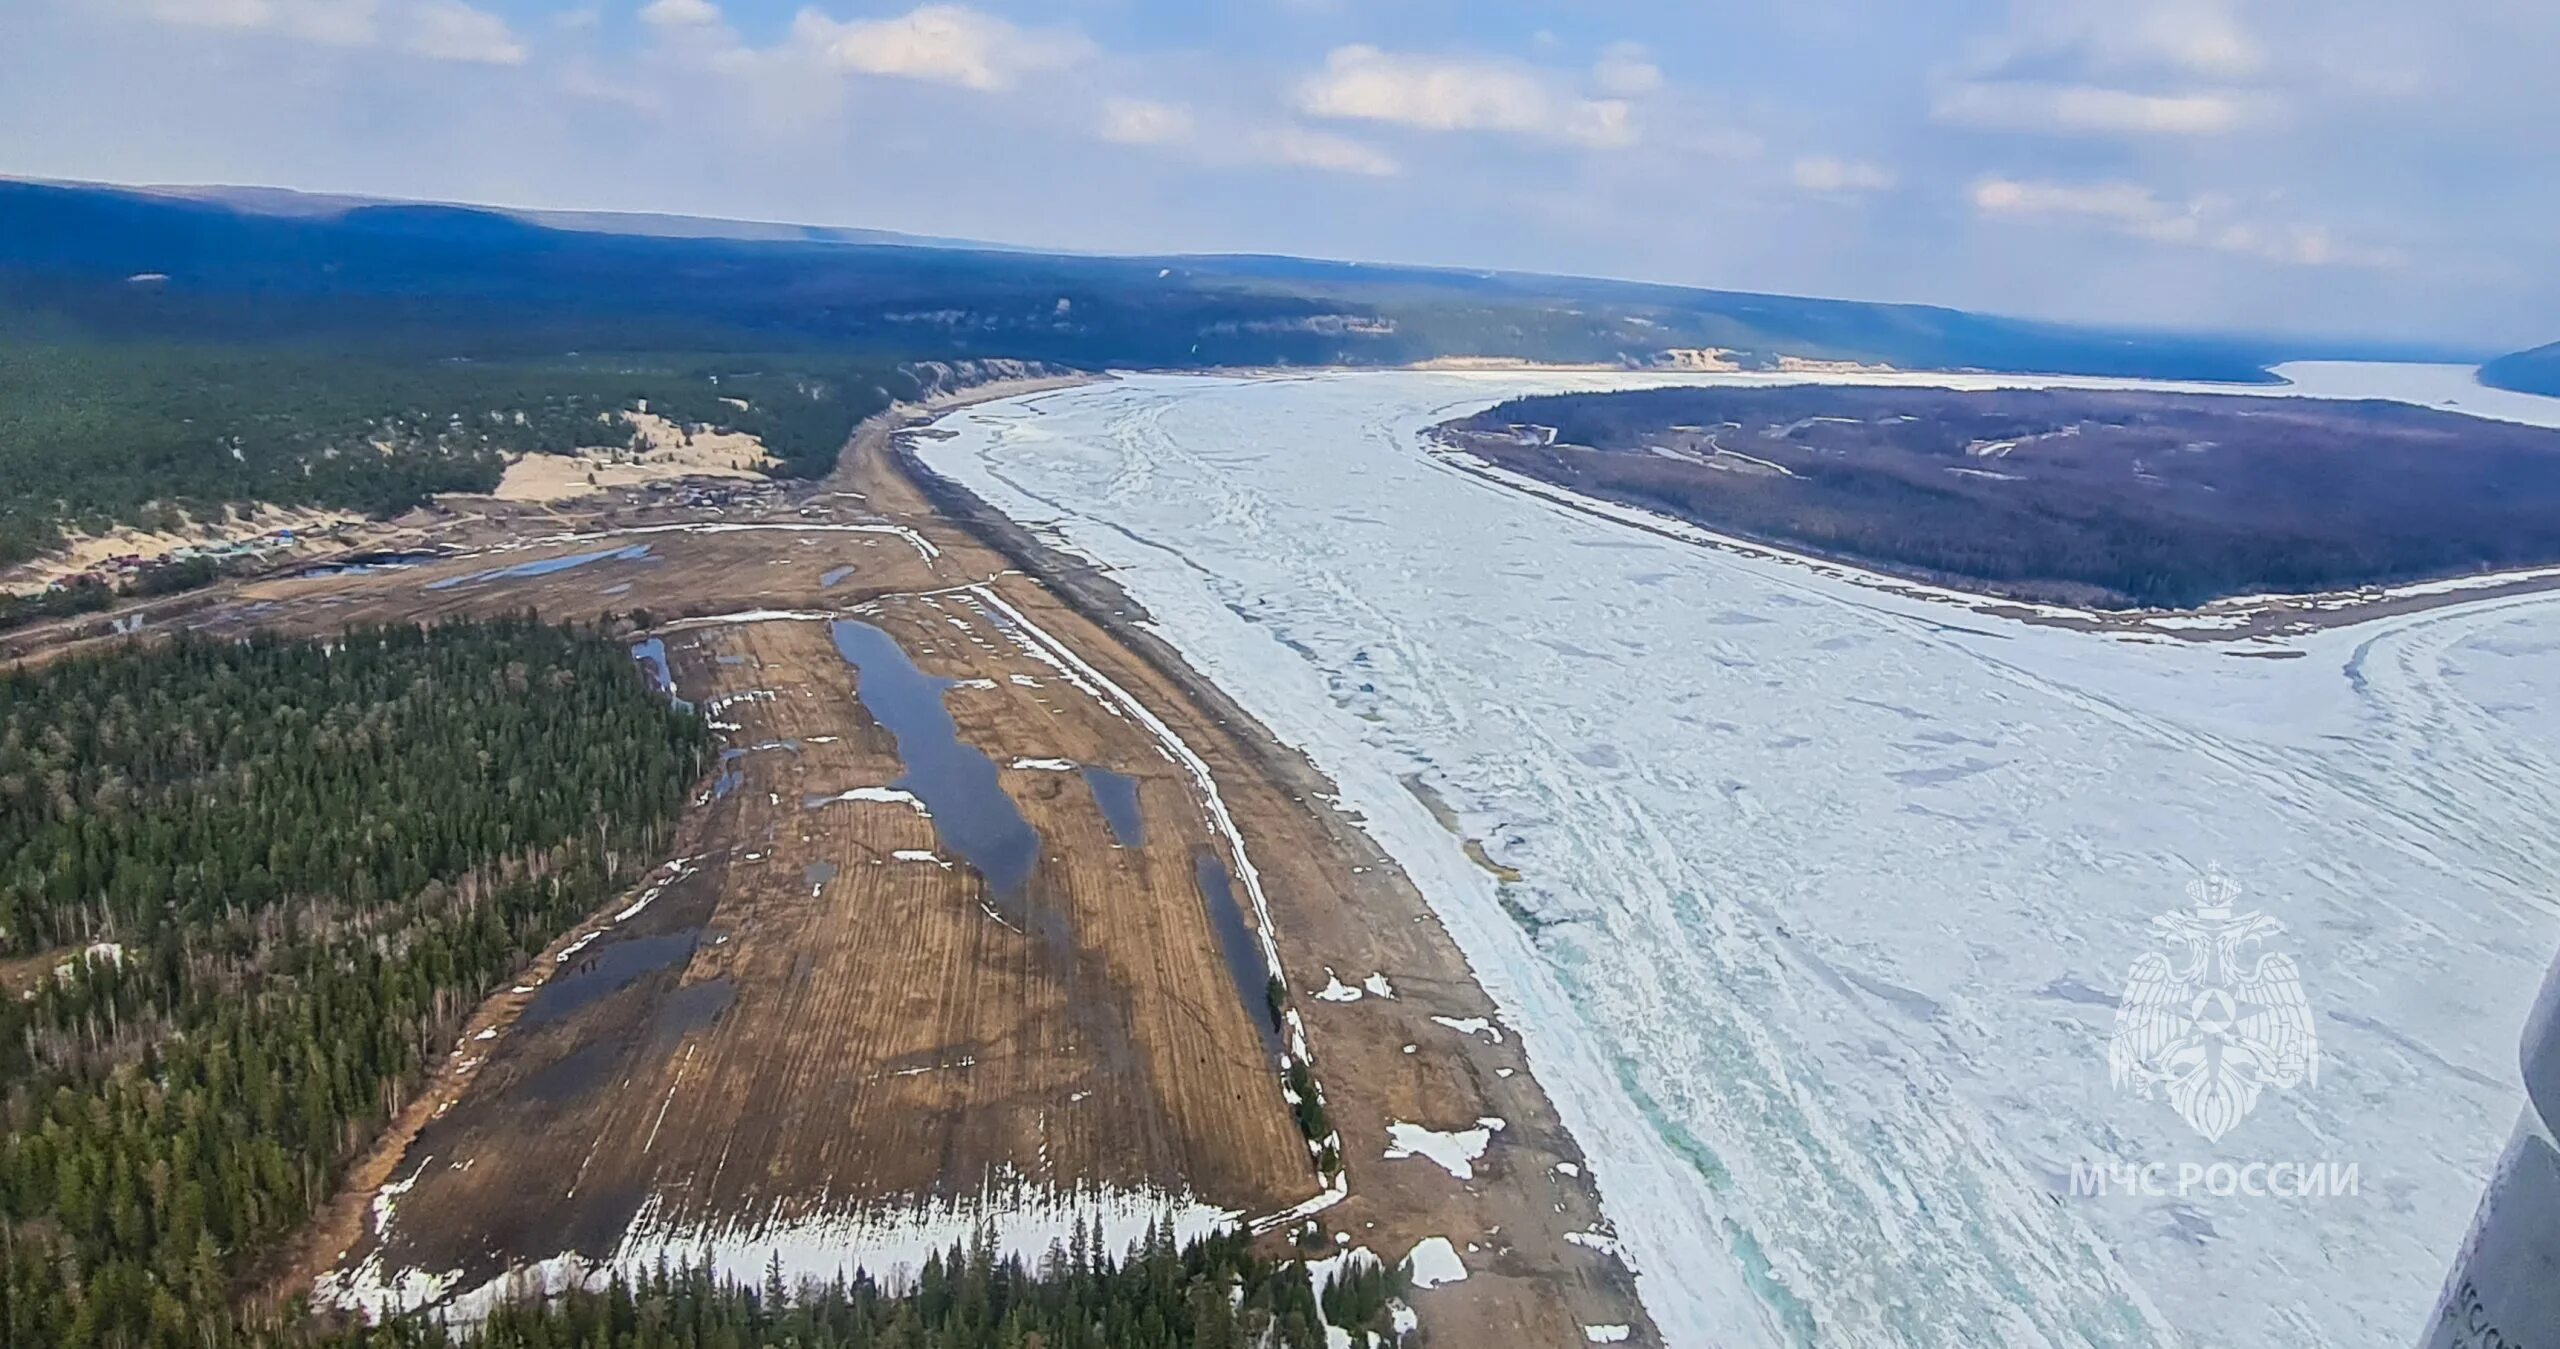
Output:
[
  {"xmin": 628, "ymin": 638, "xmax": 693, "ymax": 713},
  {"xmin": 1080, "ymin": 766, "xmax": 1146, "ymax": 847},
  {"xmin": 1190, "ymin": 850, "xmax": 1280, "ymax": 1058},
  {"xmin": 290, "ymin": 550, "xmax": 447, "ymax": 579},
  {"xmin": 828, "ymin": 619, "xmax": 1044, "ymax": 908},
  {"xmin": 650, "ymin": 976, "xmax": 737, "ymax": 1044},
  {"xmin": 524, "ymin": 1038, "xmax": 623, "ymax": 1103},
  {"xmin": 519, "ymin": 930, "xmax": 700, "ymax": 1028},
  {"xmin": 821, "ymin": 565, "xmax": 857, "ymax": 589},
  {"xmin": 426, "ymin": 543, "xmax": 653, "ymax": 591}
]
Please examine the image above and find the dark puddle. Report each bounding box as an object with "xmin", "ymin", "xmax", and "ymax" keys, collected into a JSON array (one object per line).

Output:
[
  {"xmin": 629, "ymin": 638, "xmax": 694, "ymax": 714},
  {"xmin": 651, "ymin": 976, "xmax": 736, "ymax": 1044},
  {"xmin": 822, "ymin": 564, "xmax": 857, "ymax": 589},
  {"xmin": 1192, "ymin": 851, "xmax": 1281, "ymax": 1058},
  {"xmin": 829, "ymin": 619, "xmax": 1044, "ymax": 924},
  {"xmin": 712, "ymin": 768, "xmax": 745, "ymax": 800},
  {"xmin": 524, "ymin": 1038, "xmax": 622, "ymax": 1102},
  {"xmin": 804, "ymin": 859, "xmax": 839, "ymax": 893},
  {"xmin": 524, "ymin": 962, "xmax": 729, "ymax": 1104},
  {"xmin": 1080, "ymin": 766, "xmax": 1146, "ymax": 847},
  {"xmin": 291, "ymin": 550, "xmax": 446, "ymax": 579},
  {"xmin": 519, "ymin": 930, "xmax": 700, "ymax": 1029},
  {"xmin": 427, "ymin": 543, "xmax": 653, "ymax": 591}
]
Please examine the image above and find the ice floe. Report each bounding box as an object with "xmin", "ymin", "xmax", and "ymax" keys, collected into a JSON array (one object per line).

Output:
[{"xmin": 917, "ymin": 367, "xmax": 2560, "ymax": 1348}]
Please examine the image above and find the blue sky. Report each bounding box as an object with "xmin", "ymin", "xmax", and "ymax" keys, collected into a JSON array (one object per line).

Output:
[{"xmin": 3, "ymin": 0, "xmax": 2553, "ymax": 348}]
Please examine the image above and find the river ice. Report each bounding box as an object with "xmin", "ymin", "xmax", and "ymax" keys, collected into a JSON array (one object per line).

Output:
[{"xmin": 923, "ymin": 366, "xmax": 2560, "ymax": 1348}]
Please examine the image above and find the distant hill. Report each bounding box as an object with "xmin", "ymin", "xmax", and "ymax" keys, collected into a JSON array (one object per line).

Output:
[
  {"xmin": 116, "ymin": 180, "xmax": 1026, "ymax": 252},
  {"xmin": 0, "ymin": 176, "xmax": 2459, "ymax": 568},
  {"xmin": 0, "ymin": 176, "xmax": 2374, "ymax": 379},
  {"xmin": 2482, "ymin": 341, "xmax": 2560, "ymax": 397}
]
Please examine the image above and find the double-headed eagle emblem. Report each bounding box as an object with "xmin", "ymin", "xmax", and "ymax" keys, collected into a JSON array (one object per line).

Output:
[{"xmin": 2108, "ymin": 867, "xmax": 2319, "ymax": 1142}]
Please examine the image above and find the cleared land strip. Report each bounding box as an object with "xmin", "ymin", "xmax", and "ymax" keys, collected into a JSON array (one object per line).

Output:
[
  {"xmin": 241, "ymin": 513, "xmax": 1320, "ymax": 1313},
  {"xmin": 194, "ymin": 377, "xmax": 1658, "ymax": 1344}
]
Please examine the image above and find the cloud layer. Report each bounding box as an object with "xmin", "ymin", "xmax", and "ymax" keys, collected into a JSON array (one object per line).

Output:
[
  {"xmin": 1295, "ymin": 45, "xmax": 1637, "ymax": 148},
  {"xmin": 6, "ymin": 0, "xmax": 2551, "ymax": 346},
  {"xmin": 787, "ymin": 4, "xmax": 1089, "ymax": 90}
]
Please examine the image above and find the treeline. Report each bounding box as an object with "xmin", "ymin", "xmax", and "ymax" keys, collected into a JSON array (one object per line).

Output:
[
  {"xmin": 0, "ymin": 619, "xmax": 708, "ymax": 1349},
  {"xmin": 0, "ymin": 328, "xmax": 915, "ymax": 565},
  {"xmin": 323, "ymin": 1225, "xmax": 1414, "ymax": 1349}
]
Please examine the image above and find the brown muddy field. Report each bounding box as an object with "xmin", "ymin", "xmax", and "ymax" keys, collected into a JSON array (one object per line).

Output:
[{"xmin": 75, "ymin": 384, "xmax": 1657, "ymax": 1345}]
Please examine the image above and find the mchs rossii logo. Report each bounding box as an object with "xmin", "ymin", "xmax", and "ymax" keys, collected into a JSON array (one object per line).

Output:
[{"xmin": 2072, "ymin": 866, "xmax": 2353, "ymax": 1201}]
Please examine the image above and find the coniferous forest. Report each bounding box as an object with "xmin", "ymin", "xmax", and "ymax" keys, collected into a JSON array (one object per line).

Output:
[{"xmin": 0, "ymin": 620, "xmax": 708, "ymax": 1348}]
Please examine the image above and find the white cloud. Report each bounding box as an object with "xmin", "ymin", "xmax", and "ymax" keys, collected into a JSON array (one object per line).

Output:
[
  {"xmin": 147, "ymin": 0, "xmax": 273, "ymax": 29},
  {"xmin": 1295, "ymin": 45, "xmax": 1636, "ymax": 148},
  {"xmin": 1254, "ymin": 125, "xmax": 1398, "ymax": 177},
  {"xmin": 1973, "ymin": 176, "xmax": 2169, "ymax": 224},
  {"xmin": 147, "ymin": 0, "xmax": 378, "ymax": 45},
  {"xmin": 1933, "ymin": 81, "xmax": 2248, "ymax": 135},
  {"xmin": 787, "ymin": 4, "xmax": 1091, "ymax": 92},
  {"xmin": 1592, "ymin": 41, "xmax": 1662, "ymax": 97},
  {"xmin": 638, "ymin": 0, "xmax": 720, "ymax": 28},
  {"xmin": 1972, "ymin": 176, "xmax": 2399, "ymax": 268},
  {"xmin": 401, "ymin": 0, "xmax": 523, "ymax": 64},
  {"xmin": 2133, "ymin": 4, "xmax": 2262, "ymax": 77},
  {"xmin": 1097, "ymin": 97, "xmax": 1191, "ymax": 146},
  {"xmin": 141, "ymin": 0, "xmax": 521, "ymax": 62},
  {"xmin": 1964, "ymin": 0, "xmax": 2262, "ymax": 82},
  {"xmin": 1793, "ymin": 155, "xmax": 1895, "ymax": 194},
  {"xmin": 2057, "ymin": 0, "xmax": 2261, "ymax": 77}
]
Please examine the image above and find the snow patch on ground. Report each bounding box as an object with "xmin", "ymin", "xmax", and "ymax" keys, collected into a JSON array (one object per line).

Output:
[
  {"xmin": 327, "ymin": 1176, "xmax": 1239, "ymax": 1323},
  {"xmin": 1403, "ymin": 1236, "xmax": 1468, "ymax": 1290},
  {"xmin": 1429, "ymin": 1015, "xmax": 1503, "ymax": 1044},
  {"xmin": 807, "ymin": 787, "xmax": 929, "ymax": 815},
  {"xmin": 1383, "ymin": 1118, "xmax": 1505, "ymax": 1180}
]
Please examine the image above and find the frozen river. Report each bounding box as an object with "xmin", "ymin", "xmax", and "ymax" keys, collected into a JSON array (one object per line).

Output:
[{"xmin": 923, "ymin": 364, "xmax": 2560, "ymax": 1348}]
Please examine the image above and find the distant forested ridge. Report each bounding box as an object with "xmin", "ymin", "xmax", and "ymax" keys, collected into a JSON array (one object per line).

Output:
[
  {"xmin": 0, "ymin": 620, "xmax": 706, "ymax": 1348},
  {"xmin": 0, "ymin": 178, "xmax": 2420, "ymax": 565},
  {"xmin": 1447, "ymin": 385, "xmax": 2560, "ymax": 608},
  {"xmin": 2481, "ymin": 340, "xmax": 2560, "ymax": 397},
  {"xmin": 1, "ymin": 180, "xmax": 2333, "ymax": 379}
]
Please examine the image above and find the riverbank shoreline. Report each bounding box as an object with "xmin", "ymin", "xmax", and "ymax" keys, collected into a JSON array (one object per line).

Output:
[{"xmin": 856, "ymin": 386, "xmax": 1665, "ymax": 1346}]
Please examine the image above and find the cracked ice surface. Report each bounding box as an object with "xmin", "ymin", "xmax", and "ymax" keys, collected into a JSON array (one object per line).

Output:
[{"xmin": 924, "ymin": 367, "xmax": 2560, "ymax": 1348}]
